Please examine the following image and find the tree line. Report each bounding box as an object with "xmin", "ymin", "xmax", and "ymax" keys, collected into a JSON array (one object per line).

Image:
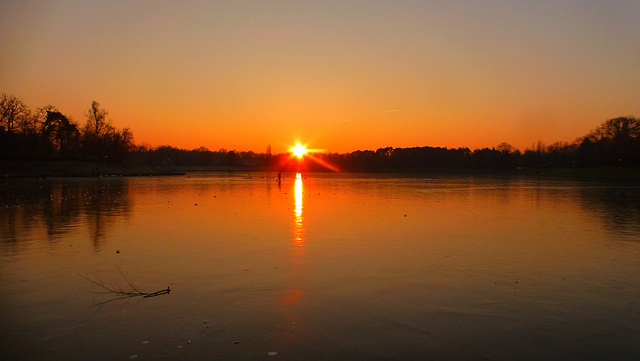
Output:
[
  {"xmin": 2, "ymin": 92, "xmax": 638, "ymax": 171},
  {"xmin": 0, "ymin": 93, "xmax": 133, "ymax": 162},
  {"xmin": 313, "ymin": 115, "xmax": 640, "ymax": 171}
]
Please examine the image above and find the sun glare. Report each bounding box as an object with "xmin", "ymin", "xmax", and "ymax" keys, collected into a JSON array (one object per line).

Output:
[{"xmin": 292, "ymin": 144, "xmax": 307, "ymax": 158}]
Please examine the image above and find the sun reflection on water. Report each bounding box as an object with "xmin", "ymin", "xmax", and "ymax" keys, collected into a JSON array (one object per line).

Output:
[
  {"xmin": 293, "ymin": 173, "xmax": 304, "ymax": 247},
  {"xmin": 280, "ymin": 172, "xmax": 306, "ymax": 306}
]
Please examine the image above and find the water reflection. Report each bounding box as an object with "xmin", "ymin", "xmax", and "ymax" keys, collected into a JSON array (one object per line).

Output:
[
  {"xmin": 2, "ymin": 174, "xmax": 640, "ymax": 360},
  {"xmin": 0, "ymin": 179, "xmax": 131, "ymax": 252},
  {"xmin": 293, "ymin": 173, "xmax": 304, "ymax": 247},
  {"xmin": 576, "ymin": 184, "xmax": 640, "ymax": 239},
  {"xmin": 280, "ymin": 173, "xmax": 305, "ymax": 306}
]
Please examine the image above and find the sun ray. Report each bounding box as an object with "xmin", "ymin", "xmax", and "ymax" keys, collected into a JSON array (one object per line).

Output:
[{"xmin": 306, "ymin": 154, "xmax": 340, "ymax": 172}]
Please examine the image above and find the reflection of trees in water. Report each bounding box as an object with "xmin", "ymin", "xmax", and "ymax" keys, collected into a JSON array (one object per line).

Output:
[
  {"xmin": 0, "ymin": 179, "xmax": 131, "ymax": 253},
  {"xmin": 80, "ymin": 179, "xmax": 132, "ymax": 251},
  {"xmin": 576, "ymin": 184, "xmax": 640, "ymax": 239},
  {"xmin": 43, "ymin": 182, "xmax": 83, "ymax": 240},
  {"xmin": 472, "ymin": 178, "xmax": 640, "ymax": 237}
]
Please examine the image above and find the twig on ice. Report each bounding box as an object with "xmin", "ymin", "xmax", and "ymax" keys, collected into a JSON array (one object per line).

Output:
[{"xmin": 80, "ymin": 267, "xmax": 171, "ymax": 303}]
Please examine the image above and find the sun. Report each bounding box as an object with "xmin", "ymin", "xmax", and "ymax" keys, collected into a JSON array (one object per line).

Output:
[{"xmin": 292, "ymin": 144, "xmax": 307, "ymax": 158}]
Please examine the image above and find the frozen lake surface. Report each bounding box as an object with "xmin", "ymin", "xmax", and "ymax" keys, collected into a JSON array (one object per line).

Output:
[{"xmin": 1, "ymin": 172, "xmax": 640, "ymax": 360}]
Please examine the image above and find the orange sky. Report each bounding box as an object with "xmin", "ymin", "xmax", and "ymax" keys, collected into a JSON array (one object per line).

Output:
[{"xmin": 1, "ymin": 1, "xmax": 639, "ymax": 154}]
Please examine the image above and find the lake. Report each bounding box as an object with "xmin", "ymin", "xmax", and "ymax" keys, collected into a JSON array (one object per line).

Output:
[{"xmin": 1, "ymin": 172, "xmax": 640, "ymax": 361}]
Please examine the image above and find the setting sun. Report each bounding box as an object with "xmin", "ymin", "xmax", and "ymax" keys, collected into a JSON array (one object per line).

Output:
[{"xmin": 292, "ymin": 144, "xmax": 307, "ymax": 158}]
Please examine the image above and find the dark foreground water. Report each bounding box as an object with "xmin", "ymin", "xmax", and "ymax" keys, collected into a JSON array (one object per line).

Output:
[{"xmin": 1, "ymin": 172, "xmax": 640, "ymax": 361}]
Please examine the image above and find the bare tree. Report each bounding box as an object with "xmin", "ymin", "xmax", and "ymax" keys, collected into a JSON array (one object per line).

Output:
[
  {"xmin": 84, "ymin": 101, "xmax": 112, "ymax": 140},
  {"xmin": 496, "ymin": 142, "xmax": 516, "ymax": 154},
  {"xmin": 82, "ymin": 101, "xmax": 115, "ymax": 159},
  {"xmin": 0, "ymin": 93, "xmax": 29, "ymax": 133},
  {"xmin": 120, "ymin": 127, "xmax": 134, "ymax": 150},
  {"xmin": 15, "ymin": 108, "xmax": 34, "ymax": 135},
  {"xmin": 595, "ymin": 116, "xmax": 640, "ymax": 142},
  {"xmin": 15, "ymin": 104, "xmax": 56, "ymax": 136}
]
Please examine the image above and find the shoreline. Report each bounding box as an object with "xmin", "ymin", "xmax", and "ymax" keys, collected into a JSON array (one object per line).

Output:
[
  {"xmin": 1, "ymin": 160, "xmax": 639, "ymax": 182},
  {"xmin": 534, "ymin": 166, "xmax": 640, "ymax": 182},
  {"xmin": 0, "ymin": 160, "xmax": 184, "ymax": 178}
]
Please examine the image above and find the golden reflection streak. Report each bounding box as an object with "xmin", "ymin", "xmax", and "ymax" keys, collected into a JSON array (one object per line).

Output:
[
  {"xmin": 280, "ymin": 172, "xmax": 305, "ymax": 307},
  {"xmin": 293, "ymin": 173, "xmax": 303, "ymax": 247}
]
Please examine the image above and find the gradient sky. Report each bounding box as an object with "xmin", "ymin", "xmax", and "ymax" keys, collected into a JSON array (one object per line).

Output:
[{"xmin": 1, "ymin": 1, "xmax": 639, "ymax": 153}]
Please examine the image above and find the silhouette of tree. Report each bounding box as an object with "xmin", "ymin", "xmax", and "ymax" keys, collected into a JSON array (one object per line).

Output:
[
  {"xmin": 84, "ymin": 101, "xmax": 110, "ymax": 140},
  {"xmin": 82, "ymin": 101, "xmax": 112, "ymax": 159},
  {"xmin": 15, "ymin": 109, "xmax": 37, "ymax": 136},
  {"xmin": 470, "ymin": 148, "xmax": 500, "ymax": 168},
  {"xmin": 576, "ymin": 137, "xmax": 597, "ymax": 167},
  {"xmin": 0, "ymin": 93, "xmax": 29, "ymax": 133},
  {"xmin": 496, "ymin": 142, "xmax": 515, "ymax": 154},
  {"xmin": 594, "ymin": 116, "xmax": 640, "ymax": 142},
  {"xmin": 81, "ymin": 101, "xmax": 133, "ymax": 162},
  {"xmin": 582, "ymin": 116, "xmax": 640, "ymax": 166},
  {"xmin": 225, "ymin": 150, "xmax": 239, "ymax": 166},
  {"xmin": 545, "ymin": 141, "xmax": 576, "ymax": 167},
  {"xmin": 102, "ymin": 127, "xmax": 134, "ymax": 162},
  {"xmin": 3, "ymin": 91, "xmax": 640, "ymax": 171},
  {"xmin": 43, "ymin": 111, "xmax": 80, "ymax": 158}
]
